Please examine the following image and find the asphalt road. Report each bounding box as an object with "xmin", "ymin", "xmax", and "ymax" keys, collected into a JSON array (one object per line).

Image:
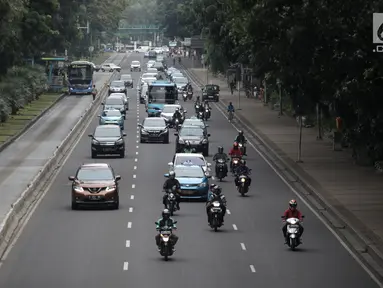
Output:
[
  {"xmin": 0, "ymin": 54, "xmax": 379, "ymax": 288},
  {"xmin": 0, "ymin": 53, "xmax": 127, "ymax": 224}
]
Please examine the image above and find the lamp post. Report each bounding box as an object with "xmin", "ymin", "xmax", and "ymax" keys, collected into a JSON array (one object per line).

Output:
[{"xmin": 277, "ymin": 78, "xmax": 283, "ymax": 116}]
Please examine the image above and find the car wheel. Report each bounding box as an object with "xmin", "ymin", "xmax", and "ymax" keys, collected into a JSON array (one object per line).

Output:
[
  {"xmin": 119, "ymin": 150, "xmax": 125, "ymax": 158},
  {"xmin": 71, "ymin": 202, "xmax": 78, "ymax": 210},
  {"xmin": 91, "ymin": 151, "xmax": 97, "ymax": 158}
]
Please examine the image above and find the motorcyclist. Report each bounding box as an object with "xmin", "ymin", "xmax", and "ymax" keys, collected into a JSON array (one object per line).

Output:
[
  {"xmin": 234, "ymin": 159, "xmax": 252, "ymax": 187},
  {"xmin": 182, "ymin": 141, "xmax": 196, "ymax": 153},
  {"xmin": 235, "ymin": 130, "xmax": 247, "ymax": 155},
  {"xmin": 187, "ymin": 83, "xmax": 193, "ymax": 93},
  {"xmin": 155, "ymin": 209, "xmax": 178, "ymax": 251},
  {"xmin": 203, "ymin": 100, "xmax": 211, "ymax": 109},
  {"xmin": 195, "ymin": 96, "xmax": 201, "ymax": 105},
  {"xmin": 206, "ymin": 185, "xmax": 227, "ymax": 223},
  {"xmin": 227, "ymin": 102, "xmax": 235, "ymax": 113},
  {"xmin": 213, "ymin": 146, "xmax": 229, "ymax": 175},
  {"xmin": 162, "ymin": 171, "xmax": 181, "ymax": 210},
  {"xmin": 282, "ymin": 199, "xmax": 304, "ymax": 244},
  {"xmin": 172, "ymin": 108, "xmax": 182, "ymax": 125},
  {"xmin": 229, "ymin": 142, "xmax": 243, "ymax": 171}
]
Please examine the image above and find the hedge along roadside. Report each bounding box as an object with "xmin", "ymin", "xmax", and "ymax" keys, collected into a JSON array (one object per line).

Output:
[
  {"xmin": 0, "ymin": 59, "xmax": 123, "ymax": 259},
  {"xmin": 0, "ymin": 53, "xmax": 122, "ymax": 153}
]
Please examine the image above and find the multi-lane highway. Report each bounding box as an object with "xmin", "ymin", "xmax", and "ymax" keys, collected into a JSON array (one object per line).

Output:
[
  {"xmin": 0, "ymin": 53, "xmax": 126, "ymax": 224},
  {"xmin": 0, "ymin": 54, "xmax": 380, "ymax": 288}
]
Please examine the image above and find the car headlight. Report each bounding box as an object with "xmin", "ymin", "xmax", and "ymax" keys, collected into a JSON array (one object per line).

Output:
[
  {"xmin": 115, "ymin": 139, "xmax": 124, "ymax": 144},
  {"xmin": 92, "ymin": 139, "xmax": 99, "ymax": 145},
  {"xmin": 201, "ymin": 139, "xmax": 208, "ymax": 144},
  {"xmin": 178, "ymin": 138, "xmax": 184, "ymax": 144},
  {"xmin": 199, "ymin": 182, "xmax": 207, "ymax": 187},
  {"xmin": 105, "ymin": 186, "xmax": 116, "ymax": 192},
  {"xmin": 141, "ymin": 129, "xmax": 148, "ymax": 134},
  {"xmin": 74, "ymin": 186, "xmax": 84, "ymax": 192}
]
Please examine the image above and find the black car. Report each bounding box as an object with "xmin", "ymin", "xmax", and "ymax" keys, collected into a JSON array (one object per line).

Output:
[
  {"xmin": 153, "ymin": 61, "xmax": 164, "ymax": 72},
  {"xmin": 89, "ymin": 125, "xmax": 126, "ymax": 158},
  {"xmin": 102, "ymin": 97, "xmax": 126, "ymax": 119},
  {"xmin": 139, "ymin": 117, "xmax": 169, "ymax": 143},
  {"xmin": 120, "ymin": 74, "xmax": 133, "ymax": 88},
  {"xmin": 175, "ymin": 126, "xmax": 210, "ymax": 156},
  {"xmin": 108, "ymin": 80, "xmax": 127, "ymax": 95},
  {"xmin": 202, "ymin": 84, "xmax": 220, "ymax": 102},
  {"xmin": 68, "ymin": 163, "xmax": 121, "ymax": 210}
]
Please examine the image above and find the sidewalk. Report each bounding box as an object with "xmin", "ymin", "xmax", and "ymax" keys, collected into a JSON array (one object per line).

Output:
[{"xmin": 181, "ymin": 59, "xmax": 383, "ymax": 254}]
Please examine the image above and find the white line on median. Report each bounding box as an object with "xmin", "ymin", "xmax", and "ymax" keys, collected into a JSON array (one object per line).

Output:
[
  {"xmin": 240, "ymin": 243, "xmax": 246, "ymax": 250},
  {"xmin": 123, "ymin": 262, "xmax": 129, "ymax": 270},
  {"xmin": 250, "ymin": 265, "xmax": 256, "ymax": 273},
  {"xmin": 130, "ymin": 195, "xmax": 135, "ymax": 200},
  {"xmin": 129, "ymin": 207, "xmax": 133, "ymax": 212},
  {"xmin": 232, "ymin": 224, "xmax": 238, "ymax": 230},
  {"xmin": 132, "ymin": 184, "xmax": 135, "ymax": 188},
  {"xmin": 127, "ymin": 222, "xmax": 132, "ymax": 228},
  {"xmin": 126, "ymin": 240, "xmax": 130, "ymax": 247}
]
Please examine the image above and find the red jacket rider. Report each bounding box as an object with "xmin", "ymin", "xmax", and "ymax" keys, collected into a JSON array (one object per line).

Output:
[
  {"xmin": 229, "ymin": 142, "xmax": 243, "ymax": 157},
  {"xmin": 283, "ymin": 200, "xmax": 303, "ymax": 221}
]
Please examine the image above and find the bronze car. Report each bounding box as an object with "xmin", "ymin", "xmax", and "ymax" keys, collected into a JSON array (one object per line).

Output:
[{"xmin": 69, "ymin": 163, "xmax": 121, "ymax": 210}]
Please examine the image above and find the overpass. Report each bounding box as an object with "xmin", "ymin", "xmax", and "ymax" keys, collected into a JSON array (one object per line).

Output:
[{"xmin": 116, "ymin": 24, "xmax": 161, "ymax": 43}]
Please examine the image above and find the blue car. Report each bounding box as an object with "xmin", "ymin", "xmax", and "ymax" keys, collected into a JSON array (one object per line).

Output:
[
  {"xmin": 98, "ymin": 109, "xmax": 124, "ymax": 130},
  {"xmin": 147, "ymin": 103, "xmax": 164, "ymax": 117},
  {"xmin": 164, "ymin": 164, "xmax": 211, "ymax": 200}
]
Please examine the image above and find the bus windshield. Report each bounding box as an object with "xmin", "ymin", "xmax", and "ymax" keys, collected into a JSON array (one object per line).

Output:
[
  {"xmin": 148, "ymin": 85, "xmax": 176, "ymax": 103},
  {"xmin": 68, "ymin": 64, "xmax": 93, "ymax": 84}
]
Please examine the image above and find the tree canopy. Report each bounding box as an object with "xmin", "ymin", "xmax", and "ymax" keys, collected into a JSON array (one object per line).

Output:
[
  {"xmin": 0, "ymin": 0, "xmax": 128, "ymax": 76},
  {"xmin": 157, "ymin": 0, "xmax": 383, "ymax": 163}
]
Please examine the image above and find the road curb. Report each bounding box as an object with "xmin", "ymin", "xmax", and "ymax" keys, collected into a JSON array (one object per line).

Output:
[
  {"xmin": 0, "ymin": 53, "xmax": 127, "ymax": 259},
  {"xmin": 182, "ymin": 65, "xmax": 383, "ymax": 282},
  {"xmin": 0, "ymin": 93, "xmax": 66, "ymax": 153}
]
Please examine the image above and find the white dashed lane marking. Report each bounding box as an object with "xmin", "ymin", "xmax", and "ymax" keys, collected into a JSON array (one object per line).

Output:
[
  {"xmin": 134, "ymin": 166, "xmax": 137, "ymax": 170},
  {"xmin": 232, "ymin": 224, "xmax": 238, "ymax": 230},
  {"xmin": 135, "ymin": 158, "xmax": 138, "ymax": 162},
  {"xmin": 123, "ymin": 262, "xmax": 129, "ymax": 270},
  {"xmin": 127, "ymin": 222, "xmax": 132, "ymax": 228},
  {"xmin": 133, "ymin": 174, "xmax": 136, "ymax": 178},
  {"xmin": 240, "ymin": 243, "xmax": 246, "ymax": 251},
  {"xmin": 126, "ymin": 240, "xmax": 130, "ymax": 247},
  {"xmin": 227, "ymin": 209, "xmax": 231, "ymax": 214},
  {"xmin": 250, "ymin": 265, "xmax": 256, "ymax": 273},
  {"xmin": 130, "ymin": 195, "xmax": 135, "ymax": 200},
  {"xmin": 129, "ymin": 207, "xmax": 133, "ymax": 212},
  {"xmin": 132, "ymin": 184, "xmax": 135, "ymax": 188},
  {"xmin": 136, "ymin": 151, "xmax": 138, "ymax": 155}
]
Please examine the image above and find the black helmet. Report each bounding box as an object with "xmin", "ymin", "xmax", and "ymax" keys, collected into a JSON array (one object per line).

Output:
[
  {"xmin": 214, "ymin": 186, "xmax": 222, "ymax": 195},
  {"xmin": 169, "ymin": 170, "xmax": 176, "ymax": 179},
  {"xmin": 218, "ymin": 146, "xmax": 223, "ymax": 154},
  {"xmin": 162, "ymin": 209, "xmax": 170, "ymax": 219},
  {"xmin": 239, "ymin": 130, "xmax": 244, "ymax": 135},
  {"xmin": 209, "ymin": 184, "xmax": 216, "ymax": 191}
]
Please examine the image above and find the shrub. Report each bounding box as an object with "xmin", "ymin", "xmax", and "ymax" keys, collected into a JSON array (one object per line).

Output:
[{"xmin": 0, "ymin": 65, "xmax": 47, "ymax": 121}]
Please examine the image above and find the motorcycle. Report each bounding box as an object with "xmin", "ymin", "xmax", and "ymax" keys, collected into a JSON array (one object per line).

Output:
[
  {"xmin": 230, "ymin": 157, "xmax": 241, "ymax": 172},
  {"xmin": 238, "ymin": 141, "xmax": 247, "ymax": 155},
  {"xmin": 182, "ymin": 92, "xmax": 188, "ymax": 102},
  {"xmin": 156, "ymin": 224, "xmax": 177, "ymax": 261},
  {"xmin": 197, "ymin": 111, "xmax": 204, "ymax": 120},
  {"xmin": 236, "ymin": 172, "xmax": 251, "ymax": 196},
  {"xmin": 215, "ymin": 159, "xmax": 228, "ymax": 181},
  {"xmin": 187, "ymin": 91, "xmax": 193, "ymax": 100},
  {"xmin": 174, "ymin": 118, "xmax": 180, "ymax": 130},
  {"xmin": 282, "ymin": 216, "xmax": 304, "ymax": 250},
  {"xmin": 194, "ymin": 104, "xmax": 200, "ymax": 114},
  {"xmin": 209, "ymin": 201, "xmax": 223, "ymax": 232},
  {"xmin": 204, "ymin": 107, "xmax": 211, "ymax": 120},
  {"xmin": 165, "ymin": 189, "xmax": 178, "ymax": 216}
]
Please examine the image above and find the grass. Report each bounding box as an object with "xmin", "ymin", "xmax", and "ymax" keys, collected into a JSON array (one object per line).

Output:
[
  {"xmin": 0, "ymin": 93, "xmax": 61, "ymax": 145},
  {"xmin": 92, "ymin": 52, "xmax": 114, "ymax": 65}
]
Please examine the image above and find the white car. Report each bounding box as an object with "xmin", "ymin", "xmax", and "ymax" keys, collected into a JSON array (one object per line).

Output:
[
  {"xmin": 109, "ymin": 93, "xmax": 129, "ymax": 110},
  {"xmin": 101, "ymin": 63, "xmax": 121, "ymax": 72},
  {"xmin": 130, "ymin": 61, "xmax": 141, "ymax": 72},
  {"xmin": 160, "ymin": 104, "xmax": 184, "ymax": 123},
  {"xmin": 168, "ymin": 153, "xmax": 211, "ymax": 174},
  {"xmin": 147, "ymin": 60, "xmax": 155, "ymax": 68},
  {"xmin": 140, "ymin": 73, "xmax": 157, "ymax": 84}
]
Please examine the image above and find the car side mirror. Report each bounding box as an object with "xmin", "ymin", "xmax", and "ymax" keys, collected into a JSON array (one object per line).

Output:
[
  {"xmin": 122, "ymin": 133, "xmax": 126, "ymax": 137},
  {"xmin": 88, "ymin": 134, "xmax": 93, "ymax": 137},
  {"xmin": 115, "ymin": 175, "xmax": 121, "ymax": 181},
  {"xmin": 208, "ymin": 134, "xmax": 211, "ymax": 137},
  {"xmin": 97, "ymin": 115, "xmax": 101, "ymax": 117},
  {"xmin": 168, "ymin": 162, "xmax": 173, "ymax": 166},
  {"xmin": 155, "ymin": 221, "xmax": 158, "ymax": 225},
  {"xmin": 174, "ymin": 133, "xmax": 178, "ymax": 136},
  {"xmin": 68, "ymin": 176, "xmax": 75, "ymax": 181},
  {"xmin": 207, "ymin": 163, "xmax": 212, "ymax": 167},
  {"xmin": 164, "ymin": 173, "xmax": 169, "ymax": 177},
  {"xmin": 138, "ymin": 124, "xmax": 143, "ymax": 127},
  {"xmin": 205, "ymin": 125, "xmax": 209, "ymax": 127},
  {"xmin": 101, "ymin": 102, "xmax": 104, "ymax": 105}
]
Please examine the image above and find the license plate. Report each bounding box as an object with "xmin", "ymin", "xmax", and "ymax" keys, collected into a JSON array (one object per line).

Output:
[
  {"xmin": 103, "ymin": 148, "xmax": 115, "ymax": 152},
  {"xmin": 208, "ymin": 95, "xmax": 214, "ymax": 98},
  {"xmin": 89, "ymin": 195, "xmax": 101, "ymax": 200},
  {"xmin": 181, "ymin": 190, "xmax": 194, "ymax": 195}
]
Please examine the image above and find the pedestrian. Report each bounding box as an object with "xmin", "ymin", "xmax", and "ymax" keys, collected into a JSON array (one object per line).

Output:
[
  {"xmin": 92, "ymin": 85, "xmax": 98, "ymax": 101},
  {"xmin": 230, "ymin": 81, "xmax": 235, "ymax": 95}
]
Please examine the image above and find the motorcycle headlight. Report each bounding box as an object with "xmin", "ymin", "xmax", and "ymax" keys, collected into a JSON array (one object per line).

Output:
[
  {"xmin": 241, "ymin": 178, "xmax": 246, "ymax": 183},
  {"xmin": 199, "ymin": 182, "xmax": 207, "ymax": 187},
  {"xmin": 115, "ymin": 138, "xmax": 124, "ymax": 145},
  {"xmin": 74, "ymin": 186, "xmax": 84, "ymax": 192},
  {"xmin": 92, "ymin": 139, "xmax": 99, "ymax": 145},
  {"xmin": 105, "ymin": 186, "xmax": 116, "ymax": 192}
]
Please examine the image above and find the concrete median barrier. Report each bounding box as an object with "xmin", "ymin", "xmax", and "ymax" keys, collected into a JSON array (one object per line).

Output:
[{"xmin": 0, "ymin": 61, "xmax": 123, "ymax": 258}]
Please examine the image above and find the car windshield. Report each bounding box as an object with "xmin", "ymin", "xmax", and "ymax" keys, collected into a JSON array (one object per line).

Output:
[
  {"xmin": 94, "ymin": 127, "xmax": 121, "ymax": 137},
  {"xmin": 102, "ymin": 110, "xmax": 121, "ymax": 117},
  {"xmin": 105, "ymin": 98, "xmax": 123, "ymax": 105},
  {"xmin": 183, "ymin": 120, "xmax": 203, "ymax": 127},
  {"xmin": 111, "ymin": 81, "xmax": 124, "ymax": 87},
  {"xmin": 132, "ymin": 61, "xmax": 140, "ymax": 65},
  {"xmin": 121, "ymin": 75, "xmax": 132, "ymax": 80},
  {"xmin": 174, "ymin": 78, "xmax": 188, "ymax": 84},
  {"xmin": 162, "ymin": 106, "xmax": 179, "ymax": 113},
  {"xmin": 175, "ymin": 157, "xmax": 205, "ymax": 166},
  {"xmin": 154, "ymin": 62, "xmax": 162, "ymax": 67},
  {"xmin": 179, "ymin": 128, "xmax": 204, "ymax": 136},
  {"xmin": 174, "ymin": 166, "xmax": 204, "ymax": 178},
  {"xmin": 77, "ymin": 168, "xmax": 114, "ymax": 181},
  {"xmin": 143, "ymin": 119, "xmax": 165, "ymax": 127}
]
